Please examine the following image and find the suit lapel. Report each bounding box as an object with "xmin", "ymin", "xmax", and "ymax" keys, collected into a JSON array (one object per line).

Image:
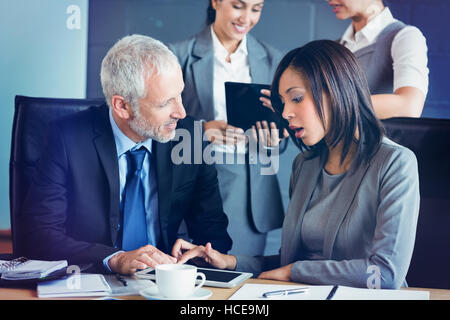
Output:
[
  {"xmin": 281, "ymin": 154, "xmax": 325, "ymax": 265},
  {"xmin": 154, "ymin": 139, "xmax": 173, "ymax": 252},
  {"xmin": 322, "ymin": 160, "xmax": 371, "ymax": 259},
  {"xmin": 192, "ymin": 27, "xmax": 214, "ymax": 120},
  {"xmin": 247, "ymin": 34, "xmax": 269, "ymax": 83},
  {"xmin": 92, "ymin": 106, "xmax": 121, "ymax": 246}
]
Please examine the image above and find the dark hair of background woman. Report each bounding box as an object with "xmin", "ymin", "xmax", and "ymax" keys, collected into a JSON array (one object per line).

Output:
[
  {"xmin": 270, "ymin": 40, "xmax": 385, "ymax": 170},
  {"xmin": 206, "ymin": 1, "xmax": 216, "ymax": 25}
]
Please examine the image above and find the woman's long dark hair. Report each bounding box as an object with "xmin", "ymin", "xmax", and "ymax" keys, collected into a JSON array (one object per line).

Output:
[{"xmin": 271, "ymin": 40, "xmax": 385, "ymax": 170}]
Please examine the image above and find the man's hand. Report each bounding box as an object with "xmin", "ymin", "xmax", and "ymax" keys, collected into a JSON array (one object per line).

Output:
[{"xmin": 108, "ymin": 245, "xmax": 177, "ymax": 275}]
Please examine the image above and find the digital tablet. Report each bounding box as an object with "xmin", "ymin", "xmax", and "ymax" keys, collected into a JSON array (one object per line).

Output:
[
  {"xmin": 225, "ymin": 81, "xmax": 284, "ymax": 135},
  {"xmin": 135, "ymin": 267, "xmax": 253, "ymax": 288}
]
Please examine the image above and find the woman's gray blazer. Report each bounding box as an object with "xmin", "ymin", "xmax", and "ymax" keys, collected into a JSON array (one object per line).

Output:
[
  {"xmin": 168, "ymin": 28, "xmax": 285, "ymax": 240},
  {"xmin": 236, "ymin": 137, "xmax": 420, "ymax": 289}
]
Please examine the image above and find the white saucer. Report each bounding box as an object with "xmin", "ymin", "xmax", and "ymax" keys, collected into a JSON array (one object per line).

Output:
[{"xmin": 140, "ymin": 286, "xmax": 212, "ymax": 300}]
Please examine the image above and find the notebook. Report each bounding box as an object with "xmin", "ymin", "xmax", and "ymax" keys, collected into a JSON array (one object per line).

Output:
[
  {"xmin": 0, "ymin": 257, "xmax": 68, "ymax": 280},
  {"xmin": 37, "ymin": 273, "xmax": 111, "ymax": 298}
]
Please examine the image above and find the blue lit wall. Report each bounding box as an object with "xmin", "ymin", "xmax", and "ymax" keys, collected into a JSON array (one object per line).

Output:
[
  {"xmin": 86, "ymin": 0, "xmax": 450, "ymax": 120},
  {"xmin": 0, "ymin": 0, "xmax": 89, "ymax": 228},
  {"xmin": 2, "ymin": 0, "xmax": 449, "ymax": 230}
]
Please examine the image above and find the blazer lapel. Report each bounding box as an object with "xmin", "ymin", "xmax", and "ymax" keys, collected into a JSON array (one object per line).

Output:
[
  {"xmin": 192, "ymin": 27, "xmax": 214, "ymax": 120},
  {"xmin": 92, "ymin": 107, "xmax": 120, "ymax": 246},
  {"xmin": 281, "ymin": 154, "xmax": 325, "ymax": 265},
  {"xmin": 247, "ymin": 34, "xmax": 269, "ymax": 83},
  {"xmin": 322, "ymin": 160, "xmax": 371, "ymax": 259},
  {"xmin": 154, "ymin": 140, "xmax": 173, "ymax": 252}
]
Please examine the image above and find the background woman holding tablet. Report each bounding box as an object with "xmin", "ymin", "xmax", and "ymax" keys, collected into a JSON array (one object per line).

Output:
[{"xmin": 169, "ymin": 0, "xmax": 287, "ymax": 256}]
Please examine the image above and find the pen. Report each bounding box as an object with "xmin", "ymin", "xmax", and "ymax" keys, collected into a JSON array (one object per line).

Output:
[
  {"xmin": 115, "ymin": 274, "xmax": 128, "ymax": 287},
  {"xmin": 326, "ymin": 285, "xmax": 338, "ymax": 300},
  {"xmin": 262, "ymin": 287, "xmax": 309, "ymax": 298}
]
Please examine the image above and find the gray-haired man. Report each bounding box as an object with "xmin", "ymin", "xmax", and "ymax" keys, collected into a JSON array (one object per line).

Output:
[{"xmin": 22, "ymin": 34, "xmax": 232, "ymax": 274}]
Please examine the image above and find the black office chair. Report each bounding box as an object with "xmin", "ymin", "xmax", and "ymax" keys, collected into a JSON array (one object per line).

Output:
[
  {"xmin": 9, "ymin": 95, "xmax": 105, "ymax": 257},
  {"xmin": 382, "ymin": 117, "xmax": 450, "ymax": 289}
]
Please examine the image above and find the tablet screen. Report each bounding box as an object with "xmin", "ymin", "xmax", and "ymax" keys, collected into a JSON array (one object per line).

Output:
[
  {"xmin": 199, "ymin": 268, "xmax": 242, "ymax": 282},
  {"xmin": 141, "ymin": 268, "xmax": 242, "ymax": 283},
  {"xmin": 225, "ymin": 81, "xmax": 284, "ymax": 135}
]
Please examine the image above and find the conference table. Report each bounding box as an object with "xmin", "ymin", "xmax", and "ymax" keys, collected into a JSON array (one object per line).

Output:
[{"xmin": 0, "ymin": 278, "xmax": 449, "ymax": 300}]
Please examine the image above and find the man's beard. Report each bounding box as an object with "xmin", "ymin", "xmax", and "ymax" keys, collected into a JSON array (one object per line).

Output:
[{"xmin": 129, "ymin": 110, "xmax": 176, "ymax": 143}]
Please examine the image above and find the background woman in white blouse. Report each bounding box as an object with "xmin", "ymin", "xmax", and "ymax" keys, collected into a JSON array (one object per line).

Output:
[
  {"xmin": 169, "ymin": 0, "xmax": 287, "ymax": 256},
  {"xmin": 327, "ymin": 0, "xmax": 429, "ymax": 119}
]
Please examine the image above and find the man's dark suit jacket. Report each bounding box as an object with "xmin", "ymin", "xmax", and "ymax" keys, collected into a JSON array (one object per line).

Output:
[{"xmin": 21, "ymin": 105, "xmax": 232, "ymax": 271}]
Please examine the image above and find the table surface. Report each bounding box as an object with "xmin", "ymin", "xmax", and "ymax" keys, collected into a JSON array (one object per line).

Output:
[{"xmin": 0, "ymin": 278, "xmax": 449, "ymax": 300}]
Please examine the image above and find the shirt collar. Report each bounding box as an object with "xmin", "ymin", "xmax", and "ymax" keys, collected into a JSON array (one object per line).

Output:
[
  {"xmin": 109, "ymin": 108, "xmax": 152, "ymax": 157},
  {"xmin": 210, "ymin": 25, "xmax": 248, "ymax": 59},
  {"xmin": 341, "ymin": 7, "xmax": 395, "ymax": 45}
]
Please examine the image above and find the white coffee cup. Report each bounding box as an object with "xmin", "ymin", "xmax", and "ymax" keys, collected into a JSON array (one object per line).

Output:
[{"xmin": 155, "ymin": 264, "xmax": 206, "ymax": 299}]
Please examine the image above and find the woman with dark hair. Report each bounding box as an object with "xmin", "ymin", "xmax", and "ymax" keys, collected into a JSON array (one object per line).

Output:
[
  {"xmin": 168, "ymin": 0, "xmax": 290, "ymax": 256},
  {"xmin": 327, "ymin": 0, "xmax": 429, "ymax": 119},
  {"xmin": 173, "ymin": 40, "xmax": 420, "ymax": 289}
]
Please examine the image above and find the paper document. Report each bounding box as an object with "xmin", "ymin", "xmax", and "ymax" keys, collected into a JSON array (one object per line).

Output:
[
  {"xmin": 332, "ymin": 286, "xmax": 430, "ymax": 300},
  {"xmin": 229, "ymin": 284, "xmax": 429, "ymax": 300},
  {"xmin": 37, "ymin": 273, "xmax": 111, "ymax": 298},
  {"xmin": 229, "ymin": 284, "xmax": 331, "ymax": 300}
]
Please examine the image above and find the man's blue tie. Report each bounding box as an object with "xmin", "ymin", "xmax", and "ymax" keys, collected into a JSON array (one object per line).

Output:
[{"xmin": 121, "ymin": 147, "xmax": 148, "ymax": 251}]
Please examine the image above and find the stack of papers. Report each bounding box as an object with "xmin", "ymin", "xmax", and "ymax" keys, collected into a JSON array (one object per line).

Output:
[
  {"xmin": 38, "ymin": 274, "xmax": 111, "ymax": 298},
  {"xmin": 0, "ymin": 259, "xmax": 67, "ymax": 280},
  {"xmin": 229, "ymin": 284, "xmax": 430, "ymax": 300}
]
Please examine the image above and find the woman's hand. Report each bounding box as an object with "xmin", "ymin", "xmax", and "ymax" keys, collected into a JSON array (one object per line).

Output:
[
  {"xmin": 251, "ymin": 120, "xmax": 289, "ymax": 148},
  {"xmin": 203, "ymin": 120, "xmax": 246, "ymax": 145},
  {"xmin": 252, "ymin": 120, "xmax": 280, "ymax": 148},
  {"xmin": 257, "ymin": 89, "xmax": 290, "ymax": 147},
  {"xmin": 257, "ymin": 263, "xmax": 293, "ymax": 282},
  {"xmin": 259, "ymin": 89, "xmax": 275, "ymax": 112},
  {"xmin": 171, "ymin": 239, "xmax": 237, "ymax": 270}
]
